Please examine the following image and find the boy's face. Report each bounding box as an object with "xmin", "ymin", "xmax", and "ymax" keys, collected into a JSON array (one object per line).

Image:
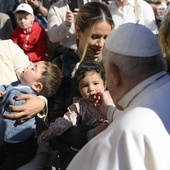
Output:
[
  {"xmin": 20, "ymin": 61, "xmax": 46, "ymax": 86},
  {"xmin": 78, "ymin": 71, "xmax": 106, "ymax": 102},
  {"xmin": 16, "ymin": 12, "xmax": 34, "ymax": 29}
]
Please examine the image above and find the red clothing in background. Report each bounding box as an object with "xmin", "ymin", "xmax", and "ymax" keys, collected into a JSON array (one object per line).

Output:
[{"xmin": 12, "ymin": 22, "xmax": 48, "ymax": 62}]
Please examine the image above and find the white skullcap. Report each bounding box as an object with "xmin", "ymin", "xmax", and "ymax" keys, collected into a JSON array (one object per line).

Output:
[
  {"xmin": 14, "ymin": 3, "xmax": 34, "ymax": 15},
  {"xmin": 105, "ymin": 23, "xmax": 161, "ymax": 57}
]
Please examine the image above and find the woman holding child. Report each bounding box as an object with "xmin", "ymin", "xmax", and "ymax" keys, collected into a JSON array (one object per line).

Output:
[
  {"xmin": 47, "ymin": 2, "xmax": 114, "ymax": 169},
  {"xmin": 12, "ymin": 2, "xmax": 114, "ymax": 170}
]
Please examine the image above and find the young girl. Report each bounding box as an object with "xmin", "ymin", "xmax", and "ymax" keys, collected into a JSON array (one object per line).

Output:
[{"xmin": 38, "ymin": 60, "xmax": 109, "ymax": 144}]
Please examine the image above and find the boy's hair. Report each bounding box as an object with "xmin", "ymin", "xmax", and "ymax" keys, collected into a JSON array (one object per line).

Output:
[
  {"xmin": 74, "ymin": 60, "xmax": 106, "ymax": 89},
  {"xmin": 38, "ymin": 61, "xmax": 62, "ymax": 97}
]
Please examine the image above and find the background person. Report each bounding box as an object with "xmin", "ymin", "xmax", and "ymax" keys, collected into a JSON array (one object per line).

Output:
[
  {"xmin": 145, "ymin": 0, "xmax": 169, "ymax": 28},
  {"xmin": 20, "ymin": 0, "xmax": 53, "ymax": 29},
  {"xmin": 108, "ymin": 0, "xmax": 158, "ymax": 34},
  {"xmin": 67, "ymin": 23, "xmax": 170, "ymax": 170},
  {"xmin": 12, "ymin": 3, "xmax": 49, "ymax": 62}
]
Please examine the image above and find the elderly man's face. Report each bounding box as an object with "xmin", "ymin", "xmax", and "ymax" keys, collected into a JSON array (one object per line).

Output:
[
  {"xmin": 114, "ymin": 0, "xmax": 129, "ymax": 7},
  {"xmin": 103, "ymin": 48, "xmax": 124, "ymax": 109},
  {"xmin": 102, "ymin": 48, "xmax": 115, "ymax": 101}
]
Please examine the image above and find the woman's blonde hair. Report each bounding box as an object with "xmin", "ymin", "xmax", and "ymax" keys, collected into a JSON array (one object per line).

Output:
[{"xmin": 75, "ymin": 2, "xmax": 114, "ymax": 62}]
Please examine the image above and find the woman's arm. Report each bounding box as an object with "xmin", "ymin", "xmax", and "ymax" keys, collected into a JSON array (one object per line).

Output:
[{"xmin": 3, "ymin": 94, "xmax": 47, "ymax": 123}]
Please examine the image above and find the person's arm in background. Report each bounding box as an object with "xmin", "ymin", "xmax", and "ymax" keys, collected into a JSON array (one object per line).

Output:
[
  {"xmin": 47, "ymin": 2, "xmax": 75, "ymax": 43},
  {"xmin": 23, "ymin": 0, "xmax": 48, "ymax": 16}
]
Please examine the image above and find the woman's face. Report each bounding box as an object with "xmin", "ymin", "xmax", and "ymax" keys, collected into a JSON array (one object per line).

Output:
[{"xmin": 76, "ymin": 21, "xmax": 112, "ymax": 60}]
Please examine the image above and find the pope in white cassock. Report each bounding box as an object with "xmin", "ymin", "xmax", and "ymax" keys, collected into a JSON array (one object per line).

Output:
[{"xmin": 66, "ymin": 23, "xmax": 170, "ymax": 170}]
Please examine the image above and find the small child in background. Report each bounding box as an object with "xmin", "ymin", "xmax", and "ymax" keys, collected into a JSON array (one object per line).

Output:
[
  {"xmin": 38, "ymin": 60, "xmax": 109, "ymax": 145},
  {"xmin": 12, "ymin": 3, "xmax": 49, "ymax": 62},
  {"xmin": 0, "ymin": 61, "xmax": 62, "ymax": 145}
]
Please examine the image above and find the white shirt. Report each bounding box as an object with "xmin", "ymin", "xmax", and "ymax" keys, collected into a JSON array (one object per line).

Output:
[
  {"xmin": 108, "ymin": 0, "xmax": 158, "ymax": 34},
  {"xmin": 47, "ymin": 0, "xmax": 99, "ymax": 49},
  {"xmin": 0, "ymin": 40, "xmax": 30, "ymax": 85},
  {"xmin": 67, "ymin": 71, "xmax": 170, "ymax": 170}
]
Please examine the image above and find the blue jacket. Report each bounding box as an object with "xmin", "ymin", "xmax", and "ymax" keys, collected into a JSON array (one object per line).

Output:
[{"xmin": 0, "ymin": 81, "xmax": 36, "ymax": 144}]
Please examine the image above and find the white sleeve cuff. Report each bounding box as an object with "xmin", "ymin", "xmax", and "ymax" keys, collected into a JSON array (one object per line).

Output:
[
  {"xmin": 107, "ymin": 105, "xmax": 116, "ymax": 122},
  {"xmin": 37, "ymin": 95, "xmax": 48, "ymax": 119}
]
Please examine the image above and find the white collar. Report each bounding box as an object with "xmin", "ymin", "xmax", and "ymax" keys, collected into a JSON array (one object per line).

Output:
[{"xmin": 118, "ymin": 71, "xmax": 169, "ymax": 109}]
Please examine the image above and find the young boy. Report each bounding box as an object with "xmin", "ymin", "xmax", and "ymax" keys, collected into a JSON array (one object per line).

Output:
[
  {"xmin": 0, "ymin": 61, "xmax": 62, "ymax": 145},
  {"xmin": 12, "ymin": 3, "xmax": 48, "ymax": 62}
]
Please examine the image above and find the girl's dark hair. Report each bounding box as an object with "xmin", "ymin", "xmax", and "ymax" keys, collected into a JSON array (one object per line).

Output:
[{"xmin": 74, "ymin": 60, "xmax": 106, "ymax": 88}]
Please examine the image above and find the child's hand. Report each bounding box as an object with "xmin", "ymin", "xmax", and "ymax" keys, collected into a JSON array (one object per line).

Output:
[
  {"xmin": 94, "ymin": 120, "xmax": 110, "ymax": 136},
  {"xmin": 38, "ymin": 128, "xmax": 53, "ymax": 144},
  {"xmin": 93, "ymin": 91, "xmax": 114, "ymax": 117}
]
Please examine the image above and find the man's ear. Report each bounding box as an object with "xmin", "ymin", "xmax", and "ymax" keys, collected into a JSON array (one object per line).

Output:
[
  {"xmin": 31, "ymin": 82, "xmax": 43, "ymax": 93},
  {"xmin": 110, "ymin": 63, "xmax": 121, "ymax": 87}
]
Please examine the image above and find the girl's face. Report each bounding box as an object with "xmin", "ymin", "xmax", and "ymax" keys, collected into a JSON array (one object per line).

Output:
[
  {"xmin": 78, "ymin": 71, "xmax": 106, "ymax": 102},
  {"xmin": 16, "ymin": 12, "xmax": 34, "ymax": 29},
  {"xmin": 76, "ymin": 21, "xmax": 112, "ymax": 60}
]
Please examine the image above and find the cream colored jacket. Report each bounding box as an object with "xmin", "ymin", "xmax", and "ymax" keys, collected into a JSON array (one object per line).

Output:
[{"xmin": 0, "ymin": 39, "xmax": 30, "ymax": 85}]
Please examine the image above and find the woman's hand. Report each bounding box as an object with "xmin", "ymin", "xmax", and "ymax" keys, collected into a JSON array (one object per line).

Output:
[{"xmin": 3, "ymin": 94, "xmax": 46, "ymax": 123}]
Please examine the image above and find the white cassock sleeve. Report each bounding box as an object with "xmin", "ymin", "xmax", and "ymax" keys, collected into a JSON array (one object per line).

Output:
[{"xmin": 67, "ymin": 108, "xmax": 170, "ymax": 170}]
